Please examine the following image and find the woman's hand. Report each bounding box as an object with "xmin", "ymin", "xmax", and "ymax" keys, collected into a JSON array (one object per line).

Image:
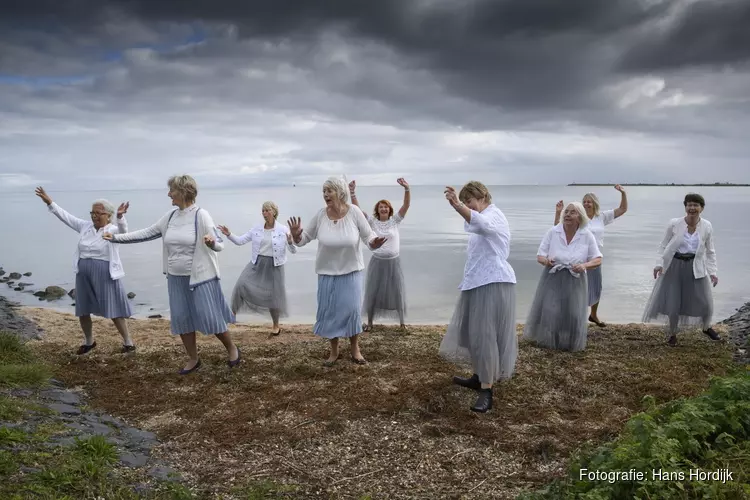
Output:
[
  {"xmin": 555, "ymin": 200, "xmax": 563, "ymax": 213},
  {"xmin": 653, "ymin": 266, "xmax": 663, "ymax": 279},
  {"xmin": 397, "ymin": 178, "xmax": 409, "ymax": 189},
  {"xmin": 35, "ymin": 186, "xmax": 52, "ymax": 206},
  {"xmin": 538, "ymin": 256, "xmax": 555, "ymax": 267},
  {"xmin": 614, "ymin": 184, "xmax": 626, "ymax": 193},
  {"xmin": 444, "ymin": 186, "xmax": 460, "ymax": 207},
  {"xmin": 287, "ymin": 217, "xmax": 303, "ymax": 243},
  {"xmin": 369, "ymin": 236, "xmax": 387, "ymax": 249},
  {"xmin": 102, "ymin": 232, "xmax": 114, "ymax": 241},
  {"xmin": 287, "ymin": 232, "xmax": 293, "ymax": 244},
  {"xmin": 348, "ymin": 180, "xmax": 356, "ymax": 192},
  {"xmin": 203, "ymin": 235, "xmax": 216, "ymax": 248},
  {"xmin": 710, "ymin": 275, "xmax": 719, "ymax": 287},
  {"xmin": 217, "ymin": 225, "xmax": 231, "ymax": 237},
  {"xmin": 117, "ymin": 202, "xmax": 129, "ymax": 219},
  {"xmin": 571, "ymin": 263, "xmax": 586, "ymax": 273}
]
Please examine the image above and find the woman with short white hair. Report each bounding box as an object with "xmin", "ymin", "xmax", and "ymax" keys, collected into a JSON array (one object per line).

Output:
[
  {"xmin": 35, "ymin": 186, "xmax": 135, "ymax": 354},
  {"xmin": 524, "ymin": 202, "xmax": 602, "ymax": 351},
  {"xmin": 103, "ymin": 175, "xmax": 239, "ymax": 374},
  {"xmin": 218, "ymin": 201, "xmax": 296, "ymax": 336},
  {"xmin": 287, "ymin": 176, "xmax": 387, "ymax": 366}
]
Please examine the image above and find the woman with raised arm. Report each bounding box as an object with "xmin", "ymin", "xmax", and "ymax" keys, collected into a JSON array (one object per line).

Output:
[
  {"xmin": 642, "ymin": 193, "xmax": 720, "ymax": 346},
  {"xmin": 217, "ymin": 201, "xmax": 296, "ymax": 336},
  {"xmin": 525, "ymin": 202, "xmax": 602, "ymax": 352},
  {"xmin": 438, "ymin": 181, "xmax": 517, "ymax": 414},
  {"xmin": 554, "ymin": 185, "xmax": 627, "ymax": 327},
  {"xmin": 287, "ymin": 176, "xmax": 387, "ymax": 366},
  {"xmin": 35, "ymin": 186, "xmax": 135, "ymax": 355},
  {"xmin": 103, "ymin": 175, "xmax": 239, "ymax": 374},
  {"xmin": 349, "ymin": 178, "xmax": 410, "ymax": 331}
]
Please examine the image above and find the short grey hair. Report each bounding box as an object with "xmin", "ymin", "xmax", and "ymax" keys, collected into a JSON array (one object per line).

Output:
[
  {"xmin": 323, "ymin": 176, "xmax": 349, "ymax": 204},
  {"xmin": 91, "ymin": 199, "xmax": 116, "ymax": 220},
  {"xmin": 168, "ymin": 174, "xmax": 198, "ymax": 203},
  {"xmin": 582, "ymin": 193, "xmax": 600, "ymax": 217},
  {"xmin": 566, "ymin": 202, "xmax": 590, "ymax": 229},
  {"xmin": 262, "ymin": 201, "xmax": 279, "ymax": 220}
]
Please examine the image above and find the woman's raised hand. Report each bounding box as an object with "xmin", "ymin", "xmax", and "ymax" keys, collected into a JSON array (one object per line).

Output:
[
  {"xmin": 35, "ymin": 186, "xmax": 52, "ymax": 206},
  {"xmin": 217, "ymin": 225, "xmax": 231, "ymax": 237}
]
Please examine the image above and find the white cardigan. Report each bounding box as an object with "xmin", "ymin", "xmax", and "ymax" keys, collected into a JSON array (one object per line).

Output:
[
  {"xmin": 227, "ymin": 222, "xmax": 297, "ymax": 266},
  {"xmin": 655, "ymin": 217, "xmax": 718, "ymax": 278},
  {"xmin": 48, "ymin": 202, "xmax": 128, "ymax": 280},
  {"xmin": 112, "ymin": 206, "xmax": 224, "ymax": 287}
]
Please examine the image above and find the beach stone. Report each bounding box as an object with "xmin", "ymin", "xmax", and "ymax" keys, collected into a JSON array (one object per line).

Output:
[
  {"xmin": 43, "ymin": 286, "xmax": 67, "ymax": 299},
  {"xmin": 0, "ymin": 269, "xmax": 4, "ymax": 275},
  {"xmin": 8, "ymin": 272, "xmax": 22, "ymax": 280},
  {"xmin": 148, "ymin": 465, "xmax": 179, "ymax": 481},
  {"xmin": 48, "ymin": 379, "xmax": 65, "ymax": 388},
  {"xmin": 18, "ymin": 282, "xmax": 33, "ymax": 287},
  {"xmin": 98, "ymin": 413, "xmax": 125, "ymax": 428},
  {"xmin": 0, "ymin": 277, "xmax": 8, "ymax": 282},
  {"xmin": 14, "ymin": 287, "xmax": 24, "ymax": 291},
  {"xmin": 121, "ymin": 427, "xmax": 157, "ymax": 443},
  {"xmin": 46, "ymin": 403, "xmax": 81, "ymax": 415},
  {"xmin": 39, "ymin": 389, "xmax": 80, "ymax": 406},
  {"xmin": 23, "ymin": 272, "xmax": 32, "ymax": 277},
  {"xmin": 120, "ymin": 452, "xmax": 150, "ymax": 468},
  {"xmin": 46, "ymin": 436, "xmax": 78, "ymax": 448},
  {"xmin": 148, "ymin": 314, "xmax": 162, "ymax": 319},
  {"xmin": 33, "ymin": 291, "xmax": 46, "ymax": 297},
  {"xmin": 127, "ymin": 292, "xmax": 136, "ymax": 299},
  {"xmin": 10, "ymin": 389, "xmax": 33, "ymax": 398},
  {"xmin": 68, "ymin": 288, "xmax": 76, "ymax": 298}
]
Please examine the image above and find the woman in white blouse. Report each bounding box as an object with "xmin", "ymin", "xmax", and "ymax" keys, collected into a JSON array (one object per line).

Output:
[
  {"xmin": 554, "ymin": 184, "xmax": 628, "ymax": 327},
  {"xmin": 217, "ymin": 201, "xmax": 296, "ymax": 336},
  {"xmin": 642, "ymin": 193, "xmax": 720, "ymax": 346},
  {"xmin": 287, "ymin": 177, "xmax": 386, "ymax": 366},
  {"xmin": 438, "ymin": 181, "xmax": 517, "ymax": 414},
  {"xmin": 103, "ymin": 175, "xmax": 240, "ymax": 374},
  {"xmin": 524, "ymin": 202, "xmax": 602, "ymax": 352},
  {"xmin": 35, "ymin": 186, "xmax": 135, "ymax": 354},
  {"xmin": 349, "ymin": 178, "xmax": 410, "ymax": 332}
]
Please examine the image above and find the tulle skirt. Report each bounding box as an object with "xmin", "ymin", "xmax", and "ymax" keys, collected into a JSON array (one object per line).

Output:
[{"xmin": 362, "ymin": 256, "xmax": 407, "ymax": 323}]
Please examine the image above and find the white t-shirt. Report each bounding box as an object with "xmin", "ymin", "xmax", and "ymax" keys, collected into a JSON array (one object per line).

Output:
[
  {"xmin": 538, "ymin": 224, "xmax": 602, "ymax": 265},
  {"xmin": 587, "ymin": 209, "xmax": 615, "ymax": 249},
  {"xmin": 164, "ymin": 205, "xmax": 198, "ymax": 276},
  {"xmin": 365, "ymin": 213, "xmax": 403, "ymax": 258},
  {"xmin": 259, "ymin": 229, "xmax": 274, "ymax": 256}
]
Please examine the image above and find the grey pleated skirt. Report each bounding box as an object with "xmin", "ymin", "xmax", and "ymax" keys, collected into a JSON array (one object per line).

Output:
[
  {"xmin": 642, "ymin": 257, "xmax": 713, "ymax": 333},
  {"xmin": 167, "ymin": 275, "xmax": 235, "ymax": 335},
  {"xmin": 74, "ymin": 258, "xmax": 133, "ymax": 319},
  {"xmin": 230, "ymin": 256, "xmax": 288, "ymax": 317},
  {"xmin": 314, "ymin": 270, "xmax": 363, "ymax": 339},
  {"xmin": 523, "ymin": 267, "xmax": 589, "ymax": 352},
  {"xmin": 439, "ymin": 282, "xmax": 518, "ymax": 384},
  {"xmin": 587, "ymin": 265, "xmax": 603, "ymax": 306},
  {"xmin": 362, "ymin": 255, "xmax": 407, "ymax": 323}
]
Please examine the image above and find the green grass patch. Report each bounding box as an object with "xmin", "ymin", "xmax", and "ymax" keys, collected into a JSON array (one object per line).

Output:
[
  {"xmin": 519, "ymin": 372, "xmax": 750, "ymax": 500},
  {"xmin": 0, "ymin": 331, "xmax": 51, "ymax": 388},
  {"xmin": 0, "ymin": 427, "xmax": 28, "ymax": 446},
  {"xmin": 0, "ymin": 333, "xmax": 34, "ymax": 365}
]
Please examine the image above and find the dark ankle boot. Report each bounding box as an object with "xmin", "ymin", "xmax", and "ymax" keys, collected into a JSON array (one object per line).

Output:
[
  {"xmin": 471, "ymin": 388, "xmax": 492, "ymax": 413},
  {"xmin": 452, "ymin": 373, "xmax": 481, "ymax": 390}
]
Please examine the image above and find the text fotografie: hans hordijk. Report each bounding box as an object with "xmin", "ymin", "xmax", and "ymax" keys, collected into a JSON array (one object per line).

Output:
[{"xmin": 580, "ymin": 468, "xmax": 734, "ymax": 483}]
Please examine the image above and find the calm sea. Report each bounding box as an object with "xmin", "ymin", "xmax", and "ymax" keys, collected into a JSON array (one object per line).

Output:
[{"xmin": 1, "ymin": 185, "xmax": 749, "ymax": 325}]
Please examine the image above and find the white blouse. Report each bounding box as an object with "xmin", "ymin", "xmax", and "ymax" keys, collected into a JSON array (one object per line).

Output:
[
  {"xmin": 366, "ymin": 213, "xmax": 403, "ymax": 259},
  {"xmin": 259, "ymin": 229, "xmax": 273, "ymax": 256},
  {"xmin": 538, "ymin": 224, "xmax": 602, "ymax": 266},
  {"xmin": 78, "ymin": 226, "xmax": 117, "ymax": 261},
  {"xmin": 587, "ymin": 209, "xmax": 615, "ymax": 249},
  {"xmin": 295, "ymin": 204, "xmax": 376, "ymax": 276},
  {"xmin": 164, "ymin": 205, "xmax": 198, "ymax": 276},
  {"xmin": 459, "ymin": 204, "xmax": 516, "ymax": 291},
  {"xmin": 677, "ymin": 230, "xmax": 700, "ymax": 254}
]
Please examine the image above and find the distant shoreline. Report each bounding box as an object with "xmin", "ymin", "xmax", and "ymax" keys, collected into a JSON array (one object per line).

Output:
[{"xmin": 568, "ymin": 183, "xmax": 750, "ymax": 187}]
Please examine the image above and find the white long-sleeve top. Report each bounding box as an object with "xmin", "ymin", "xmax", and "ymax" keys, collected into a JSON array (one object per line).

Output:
[
  {"xmin": 655, "ymin": 217, "xmax": 717, "ymax": 278},
  {"xmin": 295, "ymin": 204, "xmax": 376, "ymax": 275},
  {"xmin": 227, "ymin": 222, "xmax": 297, "ymax": 266},
  {"xmin": 48, "ymin": 202, "xmax": 128, "ymax": 280},
  {"xmin": 459, "ymin": 204, "xmax": 517, "ymax": 291},
  {"xmin": 111, "ymin": 205, "xmax": 225, "ymax": 287},
  {"xmin": 537, "ymin": 224, "xmax": 602, "ymax": 266},
  {"xmin": 163, "ymin": 205, "xmax": 198, "ymax": 276},
  {"xmin": 588, "ymin": 209, "xmax": 616, "ymax": 249}
]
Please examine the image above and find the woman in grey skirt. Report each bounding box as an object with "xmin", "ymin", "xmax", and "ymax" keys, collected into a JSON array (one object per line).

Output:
[
  {"xmin": 554, "ymin": 184, "xmax": 628, "ymax": 327},
  {"xmin": 103, "ymin": 175, "xmax": 240, "ymax": 374},
  {"xmin": 287, "ymin": 176, "xmax": 387, "ymax": 366},
  {"xmin": 35, "ymin": 186, "xmax": 135, "ymax": 355},
  {"xmin": 217, "ymin": 201, "xmax": 296, "ymax": 336},
  {"xmin": 438, "ymin": 181, "xmax": 517, "ymax": 413},
  {"xmin": 524, "ymin": 202, "xmax": 602, "ymax": 352},
  {"xmin": 348, "ymin": 177, "xmax": 410, "ymax": 331},
  {"xmin": 642, "ymin": 193, "xmax": 721, "ymax": 346}
]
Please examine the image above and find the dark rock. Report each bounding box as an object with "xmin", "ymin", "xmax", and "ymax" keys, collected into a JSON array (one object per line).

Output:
[
  {"xmin": 45, "ymin": 436, "xmax": 78, "ymax": 448},
  {"xmin": 18, "ymin": 282, "xmax": 33, "ymax": 287},
  {"xmin": 68, "ymin": 288, "xmax": 76, "ymax": 299},
  {"xmin": 39, "ymin": 389, "xmax": 80, "ymax": 406},
  {"xmin": 14, "ymin": 287, "xmax": 24, "ymax": 291},
  {"xmin": 0, "ymin": 269, "xmax": 4, "ymax": 275},
  {"xmin": 121, "ymin": 427, "xmax": 157, "ymax": 443},
  {"xmin": 148, "ymin": 314, "xmax": 162, "ymax": 319},
  {"xmin": 46, "ymin": 403, "xmax": 81, "ymax": 415},
  {"xmin": 23, "ymin": 272, "xmax": 32, "ymax": 276},
  {"xmin": 44, "ymin": 286, "xmax": 67, "ymax": 299},
  {"xmin": 8, "ymin": 272, "xmax": 22, "ymax": 280},
  {"xmin": 127, "ymin": 292, "xmax": 136, "ymax": 299},
  {"xmin": 148, "ymin": 465, "xmax": 179, "ymax": 481},
  {"xmin": 48, "ymin": 379, "xmax": 65, "ymax": 388},
  {"xmin": 120, "ymin": 452, "xmax": 150, "ymax": 468},
  {"xmin": 7, "ymin": 282, "xmax": 14, "ymax": 287},
  {"xmin": 10, "ymin": 389, "xmax": 34, "ymax": 398},
  {"xmin": 97, "ymin": 414, "xmax": 125, "ymax": 428},
  {"xmin": 33, "ymin": 291, "xmax": 46, "ymax": 297},
  {"xmin": 0, "ymin": 277, "xmax": 8, "ymax": 282}
]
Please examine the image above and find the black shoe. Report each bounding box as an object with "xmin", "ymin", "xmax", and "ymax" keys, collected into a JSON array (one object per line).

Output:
[
  {"xmin": 703, "ymin": 328, "xmax": 721, "ymax": 341},
  {"xmin": 179, "ymin": 359, "xmax": 201, "ymax": 375},
  {"xmin": 76, "ymin": 341, "xmax": 96, "ymax": 355},
  {"xmin": 452, "ymin": 373, "xmax": 481, "ymax": 391},
  {"xmin": 471, "ymin": 388, "xmax": 492, "ymax": 413},
  {"xmin": 121, "ymin": 345, "xmax": 136, "ymax": 353},
  {"xmin": 667, "ymin": 335, "xmax": 677, "ymax": 347}
]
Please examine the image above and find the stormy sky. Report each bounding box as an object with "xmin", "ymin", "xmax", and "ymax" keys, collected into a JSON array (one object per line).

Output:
[{"xmin": 1, "ymin": 0, "xmax": 749, "ymax": 190}]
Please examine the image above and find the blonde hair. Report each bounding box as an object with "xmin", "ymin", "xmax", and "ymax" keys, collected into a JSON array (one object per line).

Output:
[
  {"xmin": 167, "ymin": 175, "xmax": 198, "ymax": 203},
  {"xmin": 566, "ymin": 202, "xmax": 590, "ymax": 229},
  {"xmin": 322, "ymin": 177, "xmax": 349, "ymax": 204},
  {"xmin": 262, "ymin": 201, "xmax": 279, "ymax": 220},
  {"xmin": 582, "ymin": 193, "xmax": 600, "ymax": 217},
  {"xmin": 459, "ymin": 181, "xmax": 492, "ymax": 203},
  {"xmin": 372, "ymin": 199, "xmax": 394, "ymax": 219}
]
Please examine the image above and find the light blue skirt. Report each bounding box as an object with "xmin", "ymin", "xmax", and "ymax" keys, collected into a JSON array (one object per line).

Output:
[
  {"xmin": 167, "ymin": 275, "xmax": 235, "ymax": 335},
  {"xmin": 314, "ymin": 271, "xmax": 363, "ymax": 339},
  {"xmin": 75, "ymin": 258, "xmax": 133, "ymax": 319},
  {"xmin": 587, "ymin": 265, "xmax": 603, "ymax": 306}
]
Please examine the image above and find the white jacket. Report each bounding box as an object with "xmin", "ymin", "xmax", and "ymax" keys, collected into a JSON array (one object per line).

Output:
[
  {"xmin": 48, "ymin": 202, "xmax": 128, "ymax": 280},
  {"xmin": 227, "ymin": 222, "xmax": 296, "ymax": 266},
  {"xmin": 655, "ymin": 217, "xmax": 718, "ymax": 278},
  {"xmin": 112, "ymin": 207, "xmax": 224, "ymax": 287}
]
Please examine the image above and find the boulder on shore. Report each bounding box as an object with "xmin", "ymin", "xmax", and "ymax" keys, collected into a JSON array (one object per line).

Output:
[
  {"xmin": 8, "ymin": 272, "xmax": 22, "ymax": 280},
  {"xmin": 43, "ymin": 286, "xmax": 67, "ymax": 300},
  {"xmin": 68, "ymin": 289, "xmax": 76, "ymax": 299},
  {"xmin": 23, "ymin": 272, "xmax": 32, "ymax": 276},
  {"xmin": 127, "ymin": 292, "xmax": 136, "ymax": 299}
]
